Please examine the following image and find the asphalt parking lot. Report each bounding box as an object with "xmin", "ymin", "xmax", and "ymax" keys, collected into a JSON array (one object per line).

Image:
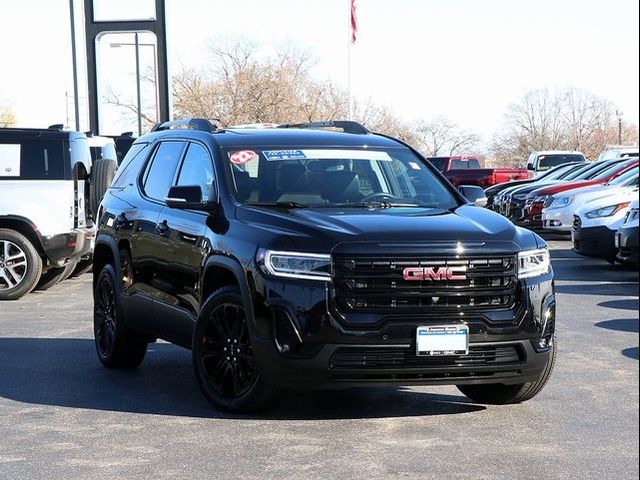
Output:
[{"xmin": 0, "ymin": 239, "xmax": 638, "ymax": 480}]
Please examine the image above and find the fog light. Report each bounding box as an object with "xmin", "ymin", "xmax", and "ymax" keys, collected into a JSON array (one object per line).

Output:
[{"xmin": 533, "ymin": 295, "xmax": 556, "ymax": 353}]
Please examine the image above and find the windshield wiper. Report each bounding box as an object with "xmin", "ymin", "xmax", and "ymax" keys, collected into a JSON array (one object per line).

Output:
[
  {"xmin": 331, "ymin": 201, "xmax": 429, "ymax": 209},
  {"xmin": 247, "ymin": 201, "xmax": 309, "ymax": 209}
]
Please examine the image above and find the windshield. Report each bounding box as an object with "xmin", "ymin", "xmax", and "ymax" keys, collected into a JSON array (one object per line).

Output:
[
  {"xmin": 608, "ymin": 167, "xmax": 639, "ymax": 186},
  {"xmin": 542, "ymin": 163, "xmax": 580, "ymax": 180},
  {"xmin": 227, "ymin": 147, "xmax": 459, "ymax": 209},
  {"xmin": 593, "ymin": 159, "xmax": 638, "ymax": 181},
  {"xmin": 538, "ymin": 154, "xmax": 585, "ymax": 171}
]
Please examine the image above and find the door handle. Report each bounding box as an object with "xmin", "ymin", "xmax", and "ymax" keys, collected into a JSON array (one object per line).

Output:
[{"xmin": 156, "ymin": 220, "xmax": 169, "ymax": 235}]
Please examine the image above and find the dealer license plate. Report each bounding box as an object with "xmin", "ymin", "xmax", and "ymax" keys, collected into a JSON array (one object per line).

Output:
[{"xmin": 416, "ymin": 325, "xmax": 469, "ymax": 356}]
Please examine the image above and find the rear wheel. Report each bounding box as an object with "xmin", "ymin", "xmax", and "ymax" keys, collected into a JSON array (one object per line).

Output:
[
  {"xmin": 71, "ymin": 258, "xmax": 93, "ymax": 278},
  {"xmin": 0, "ymin": 228, "xmax": 42, "ymax": 301},
  {"xmin": 36, "ymin": 266, "xmax": 66, "ymax": 291},
  {"xmin": 192, "ymin": 286, "xmax": 282, "ymax": 413},
  {"xmin": 93, "ymin": 264, "xmax": 147, "ymax": 369},
  {"xmin": 457, "ymin": 336, "xmax": 557, "ymax": 404}
]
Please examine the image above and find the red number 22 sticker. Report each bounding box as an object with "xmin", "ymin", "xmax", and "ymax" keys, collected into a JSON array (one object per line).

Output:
[{"xmin": 230, "ymin": 150, "xmax": 258, "ymax": 165}]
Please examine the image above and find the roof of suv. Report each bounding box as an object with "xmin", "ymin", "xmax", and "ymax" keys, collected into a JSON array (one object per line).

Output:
[
  {"xmin": 142, "ymin": 120, "xmax": 403, "ymax": 149},
  {"xmin": 0, "ymin": 127, "xmax": 85, "ymax": 141}
]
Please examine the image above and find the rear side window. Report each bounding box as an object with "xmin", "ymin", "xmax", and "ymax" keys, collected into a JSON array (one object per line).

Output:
[
  {"xmin": 111, "ymin": 142, "xmax": 149, "ymax": 188},
  {"xmin": 142, "ymin": 141, "xmax": 186, "ymax": 200},
  {"xmin": 0, "ymin": 141, "xmax": 65, "ymax": 180},
  {"xmin": 176, "ymin": 143, "xmax": 215, "ymax": 200}
]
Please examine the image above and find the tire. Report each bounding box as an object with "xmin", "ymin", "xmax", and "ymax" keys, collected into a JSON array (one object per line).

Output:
[
  {"xmin": 60, "ymin": 260, "xmax": 78, "ymax": 282},
  {"xmin": 457, "ymin": 335, "xmax": 557, "ymax": 405},
  {"xmin": 36, "ymin": 266, "xmax": 66, "ymax": 291},
  {"xmin": 192, "ymin": 286, "xmax": 282, "ymax": 413},
  {"xmin": 71, "ymin": 258, "xmax": 93, "ymax": 278},
  {"xmin": 0, "ymin": 228, "xmax": 43, "ymax": 301},
  {"xmin": 90, "ymin": 158, "xmax": 117, "ymax": 217},
  {"xmin": 93, "ymin": 263, "xmax": 147, "ymax": 369}
]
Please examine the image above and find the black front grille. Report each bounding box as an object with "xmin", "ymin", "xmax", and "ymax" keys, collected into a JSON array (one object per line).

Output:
[
  {"xmin": 330, "ymin": 345, "xmax": 525, "ymax": 370},
  {"xmin": 332, "ymin": 255, "xmax": 518, "ymax": 314},
  {"xmin": 573, "ymin": 215, "xmax": 581, "ymax": 229}
]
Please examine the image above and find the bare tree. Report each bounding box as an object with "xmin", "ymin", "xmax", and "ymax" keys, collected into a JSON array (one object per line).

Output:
[
  {"xmin": 0, "ymin": 104, "xmax": 16, "ymax": 128},
  {"xmin": 492, "ymin": 86, "xmax": 639, "ymax": 165},
  {"xmin": 413, "ymin": 117, "xmax": 481, "ymax": 156}
]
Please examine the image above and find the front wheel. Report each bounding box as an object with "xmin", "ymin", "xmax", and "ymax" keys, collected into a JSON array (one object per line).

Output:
[
  {"xmin": 457, "ymin": 336, "xmax": 557, "ymax": 404},
  {"xmin": 192, "ymin": 286, "xmax": 282, "ymax": 413},
  {"xmin": 93, "ymin": 264, "xmax": 147, "ymax": 369}
]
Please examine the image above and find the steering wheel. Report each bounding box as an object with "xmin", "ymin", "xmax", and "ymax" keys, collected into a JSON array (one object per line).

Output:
[{"xmin": 361, "ymin": 192, "xmax": 402, "ymax": 202}]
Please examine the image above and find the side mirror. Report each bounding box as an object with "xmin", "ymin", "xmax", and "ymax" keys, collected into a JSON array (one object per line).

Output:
[
  {"xmin": 165, "ymin": 185, "xmax": 216, "ymax": 211},
  {"xmin": 527, "ymin": 163, "xmax": 535, "ymax": 171},
  {"xmin": 459, "ymin": 185, "xmax": 488, "ymax": 208}
]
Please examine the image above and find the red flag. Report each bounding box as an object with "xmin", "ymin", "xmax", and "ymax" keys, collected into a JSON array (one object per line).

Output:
[{"xmin": 351, "ymin": 0, "xmax": 358, "ymax": 44}]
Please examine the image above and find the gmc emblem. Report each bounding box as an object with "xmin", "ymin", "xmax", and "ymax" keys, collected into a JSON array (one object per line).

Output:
[{"xmin": 403, "ymin": 266, "xmax": 467, "ymax": 281}]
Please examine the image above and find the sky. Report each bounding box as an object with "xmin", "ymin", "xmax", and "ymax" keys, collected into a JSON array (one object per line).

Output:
[{"xmin": 0, "ymin": 0, "xmax": 638, "ymax": 141}]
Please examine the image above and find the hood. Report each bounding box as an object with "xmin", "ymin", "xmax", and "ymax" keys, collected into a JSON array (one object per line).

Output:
[
  {"xmin": 236, "ymin": 204, "xmax": 538, "ymax": 252},
  {"xmin": 531, "ymin": 179, "xmax": 601, "ymax": 197},
  {"xmin": 575, "ymin": 190, "xmax": 638, "ymax": 215}
]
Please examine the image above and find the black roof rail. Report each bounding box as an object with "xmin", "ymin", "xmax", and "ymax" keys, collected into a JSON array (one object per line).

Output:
[
  {"xmin": 278, "ymin": 121, "xmax": 369, "ymax": 135},
  {"xmin": 120, "ymin": 131, "xmax": 134, "ymax": 138},
  {"xmin": 48, "ymin": 124, "xmax": 65, "ymax": 131},
  {"xmin": 151, "ymin": 118, "xmax": 218, "ymax": 133}
]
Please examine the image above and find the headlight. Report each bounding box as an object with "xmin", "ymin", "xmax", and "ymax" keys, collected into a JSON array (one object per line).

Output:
[
  {"xmin": 533, "ymin": 195, "xmax": 550, "ymax": 204},
  {"xmin": 547, "ymin": 196, "xmax": 572, "ymax": 209},
  {"xmin": 518, "ymin": 248, "xmax": 551, "ymax": 279},
  {"xmin": 262, "ymin": 250, "xmax": 331, "ymax": 281},
  {"xmin": 584, "ymin": 202, "xmax": 630, "ymax": 219}
]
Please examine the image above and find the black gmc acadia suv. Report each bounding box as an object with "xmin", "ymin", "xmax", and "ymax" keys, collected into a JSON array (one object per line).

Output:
[{"xmin": 93, "ymin": 119, "xmax": 556, "ymax": 413}]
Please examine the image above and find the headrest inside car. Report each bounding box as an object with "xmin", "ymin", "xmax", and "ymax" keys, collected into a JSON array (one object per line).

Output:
[{"xmin": 321, "ymin": 172, "xmax": 361, "ymax": 203}]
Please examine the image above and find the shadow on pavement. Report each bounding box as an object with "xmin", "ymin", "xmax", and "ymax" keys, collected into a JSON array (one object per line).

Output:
[
  {"xmin": 598, "ymin": 299, "xmax": 640, "ymax": 312},
  {"xmin": 622, "ymin": 347, "xmax": 639, "ymax": 360},
  {"xmin": 0, "ymin": 338, "xmax": 485, "ymax": 420},
  {"xmin": 595, "ymin": 319, "xmax": 639, "ymax": 333}
]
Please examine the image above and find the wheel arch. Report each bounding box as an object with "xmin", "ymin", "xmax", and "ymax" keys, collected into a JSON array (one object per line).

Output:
[
  {"xmin": 202, "ymin": 255, "xmax": 255, "ymax": 322},
  {"xmin": 93, "ymin": 234, "xmax": 120, "ymax": 291},
  {"xmin": 0, "ymin": 215, "xmax": 47, "ymax": 260}
]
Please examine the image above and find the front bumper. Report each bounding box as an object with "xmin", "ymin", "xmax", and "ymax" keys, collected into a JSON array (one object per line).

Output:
[
  {"xmin": 542, "ymin": 208, "xmax": 573, "ymax": 232},
  {"xmin": 572, "ymin": 225, "xmax": 617, "ymax": 260},
  {"xmin": 249, "ymin": 268, "xmax": 555, "ymax": 390},
  {"xmin": 616, "ymin": 225, "xmax": 639, "ymax": 266},
  {"xmin": 252, "ymin": 338, "xmax": 552, "ymax": 389}
]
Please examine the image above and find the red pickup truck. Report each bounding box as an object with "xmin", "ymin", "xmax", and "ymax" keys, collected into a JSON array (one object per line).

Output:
[{"xmin": 428, "ymin": 156, "xmax": 530, "ymax": 189}]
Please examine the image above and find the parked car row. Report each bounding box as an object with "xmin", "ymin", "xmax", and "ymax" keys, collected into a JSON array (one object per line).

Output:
[
  {"xmin": 0, "ymin": 125, "xmax": 131, "ymax": 300},
  {"xmin": 487, "ymin": 150, "xmax": 639, "ymax": 268}
]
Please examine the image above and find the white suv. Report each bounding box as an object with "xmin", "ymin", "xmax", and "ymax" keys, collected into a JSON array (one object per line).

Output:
[{"xmin": 0, "ymin": 125, "xmax": 96, "ymax": 299}]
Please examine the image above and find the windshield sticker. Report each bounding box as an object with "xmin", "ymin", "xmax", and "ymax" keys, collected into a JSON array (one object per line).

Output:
[
  {"xmin": 229, "ymin": 150, "xmax": 258, "ymax": 165},
  {"xmin": 263, "ymin": 149, "xmax": 392, "ymax": 161},
  {"xmin": 263, "ymin": 150, "xmax": 307, "ymax": 161},
  {"xmin": 409, "ymin": 162, "xmax": 422, "ymax": 170}
]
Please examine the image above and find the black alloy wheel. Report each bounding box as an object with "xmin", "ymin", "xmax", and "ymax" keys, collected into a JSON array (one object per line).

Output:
[
  {"xmin": 197, "ymin": 302, "xmax": 257, "ymax": 399},
  {"xmin": 193, "ymin": 286, "xmax": 282, "ymax": 413},
  {"xmin": 94, "ymin": 273, "xmax": 117, "ymax": 358}
]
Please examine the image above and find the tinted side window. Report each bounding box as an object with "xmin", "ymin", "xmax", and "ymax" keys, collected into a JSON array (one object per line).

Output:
[
  {"xmin": 111, "ymin": 143, "xmax": 149, "ymax": 188},
  {"xmin": 176, "ymin": 143, "xmax": 215, "ymax": 200},
  {"xmin": 0, "ymin": 141, "xmax": 65, "ymax": 180},
  {"xmin": 143, "ymin": 142, "xmax": 185, "ymax": 200}
]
